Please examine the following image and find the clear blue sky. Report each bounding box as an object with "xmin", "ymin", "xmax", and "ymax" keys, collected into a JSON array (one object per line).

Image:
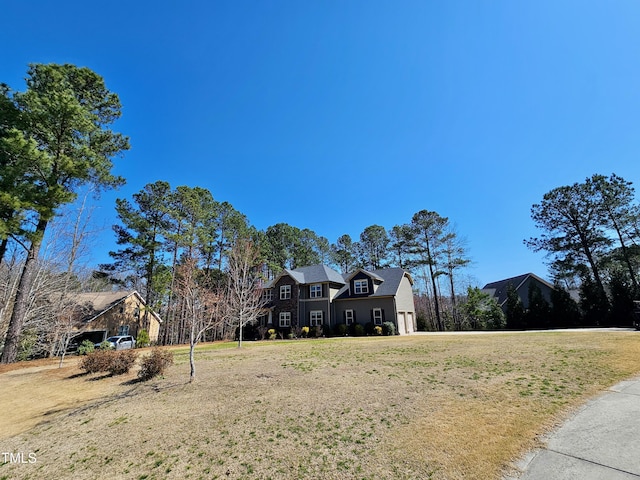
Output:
[{"xmin": 2, "ymin": 1, "xmax": 640, "ymax": 288}]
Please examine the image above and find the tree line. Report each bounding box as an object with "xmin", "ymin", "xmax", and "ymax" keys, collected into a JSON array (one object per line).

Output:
[
  {"xmin": 4, "ymin": 63, "xmax": 634, "ymax": 363},
  {"xmin": 99, "ymin": 179, "xmax": 474, "ymax": 339},
  {"xmin": 0, "ymin": 63, "xmax": 478, "ymax": 363},
  {"xmin": 526, "ymin": 173, "xmax": 640, "ymax": 326}
]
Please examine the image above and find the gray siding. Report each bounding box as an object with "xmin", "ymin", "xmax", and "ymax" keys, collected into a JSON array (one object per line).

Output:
[
  {"xmin": 517, "ymin": 277, "xmax": 554, "ymax": 310},
  {"xmin": 299, "ymin": 299, "xmax": 331, "ymax": 327},
  {"xmin": 334, "ymin": 298, "xmax": 396, "ymax": 326}
]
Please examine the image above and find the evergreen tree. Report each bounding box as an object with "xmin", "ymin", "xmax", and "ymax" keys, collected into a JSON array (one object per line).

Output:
[
  {"xmin": 358, "ymin": 225, "xmax": 389, "ymax": 270},
  {"xmin": 460, "ymin": 287, "xmax": 505, "ymax": 330},
  {"xmin": 579, "ymin": 275, "xmax": 610, "ymax": 326},
  {"xmin": 527, "ymin": 181, "xmax": 611, "ymax": 309},
  {"xmin": 410, "ymin": 211, "xmax": 448, "ymax": 331},
  {"xmin": 109, "ymin": 181, "xmax": 172, "ymax": 311},
  {"xmin": 549, "ymin": 286, "xmax": 581, "ymax": 327},
  {"xmin": 608, "ymin": 270, "xmax": 637, "ymax": 326},
  {"xmin": 1, "ymin": 64, "xmax": 129, "ymax": 363},
  {"xmin": 505, "ymin": 284, "xmax": 526, "ymax": 329},
  {"xmin": 526, "ymin": 283, "xmax": 551, "ymax": 329},
  {"xmin": 331, "ymin": 234, "xmax": 356, "ymax": 273}
]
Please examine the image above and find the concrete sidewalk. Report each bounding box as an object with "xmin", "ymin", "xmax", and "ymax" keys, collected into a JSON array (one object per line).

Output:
[{"xmin": 511, "ymin": 376, "xmax": 640, "ymax": 479}]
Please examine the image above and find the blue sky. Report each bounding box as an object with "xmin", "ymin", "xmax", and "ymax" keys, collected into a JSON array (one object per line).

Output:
[{"xmin": 2, "ymin": 1, "xmax": 640, "ymax": 288}]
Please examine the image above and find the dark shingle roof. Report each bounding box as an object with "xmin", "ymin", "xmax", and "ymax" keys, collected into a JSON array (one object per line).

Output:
[
  {"xmin": 335, "ymin": 267, "xmax": 412, "ymax": 299},
  {"xmin": 265, "ymin": 265, "xmax": 345, "ymax": 287},
  {"xmin": 293, "ymin": 265, "xmax": 346, "ymax": 284},
  {"xmin": 481, "ymin": 273, "xmax": 553, "ymax": 306}
]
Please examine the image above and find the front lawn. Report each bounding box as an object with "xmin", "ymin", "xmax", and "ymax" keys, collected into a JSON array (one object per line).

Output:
[{"xmin": 1, "ymin": 331, "xmax": 639, "ymax": 479}]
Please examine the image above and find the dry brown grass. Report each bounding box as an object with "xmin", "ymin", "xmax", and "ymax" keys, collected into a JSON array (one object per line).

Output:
[{"xmin": 1, "ymin": 331, "xmax": 639, "ymax": 480}]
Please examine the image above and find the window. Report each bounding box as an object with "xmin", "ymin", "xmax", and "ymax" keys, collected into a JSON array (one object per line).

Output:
[
  {"xmin": 263, "ymin": 289, "xmax": 273, "ymax": 302},
  {"xmin": 279, "ymin": 312, "xmax": 291, "ymax": 327},
  {"xmin": 310, "ymin": 310, "xmax": 323, "ymax": 326},
  {"xmin": 280, "ymin": 285, "xmax": 291, "ymax": 300},
  {"xmin": 310, "ymin": 284, "xmax": 322, "ymax": 298},
  {"xmin": 354, "ymin": 279, "xmax": 369, "ymax": 294},
  {"xmin": 345, "ymin": 310, "xmax": 354, "ymax": 325},
  {"xmin": 373, "ymin": 308, "xmax": 383, "ymax": 325},
  {"xmin": 257, "ymin": 314, "xmax": 269, "ymax": 326},
  {"xmin": 118, "ymin": 325, "xmax": 130, "ymax": 335}
]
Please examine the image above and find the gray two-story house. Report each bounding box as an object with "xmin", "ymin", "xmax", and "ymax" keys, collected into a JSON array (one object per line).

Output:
[
  {"xmin": 333, "ymin": 267, "xmax": 416, "ymax": 335},
  {"xmin": 261, "ymin": 264, "xmax": 416, "ymax": 335}
]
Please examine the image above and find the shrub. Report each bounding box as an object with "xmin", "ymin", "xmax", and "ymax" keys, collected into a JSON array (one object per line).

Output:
[
  {"xmin": 108, "ymin": 350, "xmax": 138, "ymax": 375},
  {"xmin": 17, "ymin": 329, "xmax": 37, "ymax": 361},
  {"xmin": 77, "ymin": 339, "xmax": 95, "ymax": 355},
  {"xmin": 334, "ymin": 323, "xmax": 348, "ymax": 336},
  {"xmin": 309, "ymin": 324, "xmax": 323, "ymax": 338},
  {"xmin": 79, "ymin": 349, "xmax": 138, "ymax": 376},
  {"xmin": 374, "ymin": 325, "xmax": 383, "ymax": 335},
  {"xmin": 98, "ymin": 340, "xmax": 113, "ymax": 350},
  {"xmin": 138, "ymin": 348, "xmax": 174, "ymax": 381},
  {"xmin": 416, "ymin": 314, "xmax": 429, "ymax": 331},
  {"xmin": 352, "ymin": 324, "xmax": 365, "ymax": 336},
  {"xmin": 236, "ymin": 323, "xmax": 261, "ymax": 341},
  {"xmin": 136, "ymin": 329, "xmax": 150, "ymax": 348},
  {"xmin": 301, "ymin": 326, "xmax": 309, "ymax": 338},
  {"xmin": 382, "ymin": 321, "xmax": 396, "ymax": 336},
  {"xmin": 79, "ymin": 349, "xmax": 113, "ymax": 374},
  {"xmin": 364, "ymin": 322, "xmax": 376, "ymax": 335},
  {"xmin": 268, "ymin": 328, "xmax": 277, "ymax": 340}
]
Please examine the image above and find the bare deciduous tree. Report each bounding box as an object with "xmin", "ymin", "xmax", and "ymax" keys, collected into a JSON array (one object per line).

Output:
[
  {"xmin": 224, "ymin": 239, "xmax": 267, "ymax": 348},
  {"xmin": 175, "ymin": 256, "xmax": 222, "ymax": 382}
]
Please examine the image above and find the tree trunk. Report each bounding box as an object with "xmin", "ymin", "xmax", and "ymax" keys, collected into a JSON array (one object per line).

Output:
[
  {"xmin": 424, "ymin": 239, "xmax": 442, "ymax": 331},
  {"xmin": 448, "ymin": 270, "xmax": 459, "ymax": 330},
  {"xmin": 610, "ymin": 219, "xmax": 639, "ymax": 291},
  {"xmin": 580, "ymin": 236, "xmax": 607, "ymax": 302},
  {"xmin": 189, "ymin": 340, "xmax": 196, "ymax": 382},
  {"xmin": 1, "ymin": 219, "xmax": 47, "ymax": 364},
  {"xmin": 0, "ymin": 237, "xmax": 9, "ymax": 266}
]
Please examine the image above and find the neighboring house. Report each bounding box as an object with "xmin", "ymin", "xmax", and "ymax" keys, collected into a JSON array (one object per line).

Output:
[
  {"xmin": 482, "ymin": 273, "xmax": 555, "ymax": 312},
  {"xmin": 71, "ymin": 291, "xmax": 162, "ymax": 344},
  {"xmin": 261, "ymin": 264, "xmax": 416, "ymax": 335}
]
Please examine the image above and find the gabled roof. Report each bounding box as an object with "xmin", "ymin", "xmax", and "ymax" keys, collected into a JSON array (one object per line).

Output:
[
  {"xmin": 335, "ymin": 267, "xmax": 413, "ymax": 299},
  {"xmin": 343, "ymin": 268, "xmax": 385, "ymax": 283},
  {"xmin": 75, "ymin": 290, "xmax": 162, "ymax": 324},
  {"xmin": 265, "ymin": 264, "xmax": 346, "ymax": 287},
  {"xmin": 481, "ymin": 273, "xmax": 554, "ymax": 306}
]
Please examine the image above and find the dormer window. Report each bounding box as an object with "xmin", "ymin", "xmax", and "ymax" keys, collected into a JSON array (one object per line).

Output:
[
  {"xmin": 354, "ymin": 279, "xmax": 369, "ymax": 294},
  {"xmin": 280, "ymin": 285, "xmax": 291, "ymax": 300},
  {"xmin": 310, "ymin": 284, "xmax": 322, "ymax": 298}
]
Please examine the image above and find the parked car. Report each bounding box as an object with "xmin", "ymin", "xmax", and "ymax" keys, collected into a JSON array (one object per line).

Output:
[{"xmin": 95, "ymin": 335, "xmax": 136, "ymax": 350}]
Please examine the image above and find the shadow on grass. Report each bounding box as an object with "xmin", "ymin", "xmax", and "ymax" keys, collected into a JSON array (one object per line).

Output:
[
  {"xmin": 121, "ymin": 377, "xmax": 144, "ymax": 386},
  {"xmin": 86, "ymin": 373, "xmax": 113, "ymax": 381}
]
